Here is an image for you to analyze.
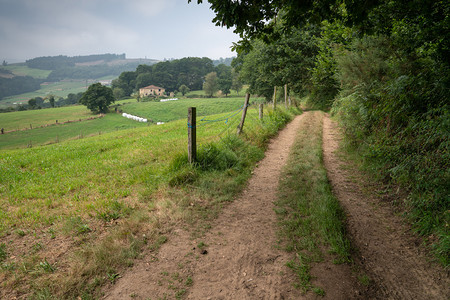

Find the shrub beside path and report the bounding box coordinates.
[322,114,449,299]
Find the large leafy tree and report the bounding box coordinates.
[79,83,114,114]
[192,0,450,263]
[216,64,232,96]
[231,68,243,95]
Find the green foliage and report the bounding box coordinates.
[203,0,449,269]
[238,24,319,101]
[0,75,43,100]
[203,72,218,97]
[239,40,275,100]
[231,68,243,95]
[216,64,232,96]
[178,84,190,96]
[308,20,354,110]
[112,57,215,95]
[48,95,55,108]
[332,33,450,265]
[79,83,115,114]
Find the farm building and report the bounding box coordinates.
[139,85,165,97]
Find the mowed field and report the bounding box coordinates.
[0,97,249,150]
[123,96,253,122]
[0,95,299,298]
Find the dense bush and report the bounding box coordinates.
[331,34,449,265]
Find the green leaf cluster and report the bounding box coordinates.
[79,83,115,114]
[198,0,449,265]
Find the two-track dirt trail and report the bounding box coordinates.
[103,111,448,299]
[323,115,449,299]
[104,113,309,300]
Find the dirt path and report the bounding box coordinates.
[323,114,449,299]
[104,114,309,300]
[103,112,448,300]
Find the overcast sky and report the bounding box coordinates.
[0,0,239,63]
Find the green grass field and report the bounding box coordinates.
[0,97,253,149]
[0,103,299,298]
[0,113,150,150]
[0,105,93,131]
[182,88,247,98]
[123,97,248,122]
[0,80,88,108]
[1,64,52,79]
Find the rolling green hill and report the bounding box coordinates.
[0,97,256,149]
[1,64,52,79]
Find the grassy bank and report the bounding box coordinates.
[275,111,351,294]
[0,105,300,299]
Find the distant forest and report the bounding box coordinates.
[25,54,126,70]
[111,57,235,96]
[0,54,234,100]
[0,54,153,100]
[0,75,42,100]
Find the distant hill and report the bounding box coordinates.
[0,54,236,102]
[0,54,160,100]
[24,54,159,82]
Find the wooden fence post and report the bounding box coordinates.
[237,93,251,135]
[188,107,196,164]
[259,103,263,120]
[284,84,288,108]
[273,86,277,109]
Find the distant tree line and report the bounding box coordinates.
[112,57,239,98]
[0,76,43,100]
[26,54,126,70]
[212,57,234,66]
[0,92,84,113]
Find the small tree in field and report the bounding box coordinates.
[179,84,190,96]
[79,83,114,114]
[203,72,218,97]
[48,95,55,108]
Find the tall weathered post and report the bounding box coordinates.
[188,107,196,164]
[259,103,264,120]
[237,93,251,135]
[284,84,288,108]
[273,86,277,109]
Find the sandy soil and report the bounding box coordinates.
[102,111,449,300]
[323,114,449,299]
